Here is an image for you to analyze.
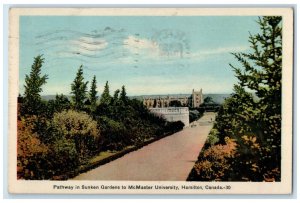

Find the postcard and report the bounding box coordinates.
[8,7,293,194]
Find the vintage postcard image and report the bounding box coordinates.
[8,8,293,194]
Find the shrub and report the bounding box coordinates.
[189,110,200,123]
[17,118,48,179]
[45,94,71,118]
[98,116,131,151]
[47,137,79,178]
[187,137,237,181]
[165,121,184,133]
[206,128,220,146]
[52,110,100,160]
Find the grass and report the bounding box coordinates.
[89,151,117,164]
[88,145,136,166]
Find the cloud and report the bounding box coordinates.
[121,35,191,65]
[68,37,108,56]
[123,35,160,56]
[122,35,249,65]
[69,37,108,50]
[189,46,249,60]
[201,46,248,55]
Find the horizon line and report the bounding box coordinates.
[38,92,233,97]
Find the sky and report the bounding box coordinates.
[19,16,260,96]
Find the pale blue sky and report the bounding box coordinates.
[19,16,260,96]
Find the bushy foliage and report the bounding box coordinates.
[206,128,220,146]
[45,94,71,118]
[17,118,48,179]
[98,116,131,150]
[18,57,186,179]
[95,94,171,150]
[47,137,79,179]
[189,109,202,123]
[165,121,185,133]
[187,137,237,181]
[52,110,100,160]
[17,115,80,179]
[95,84,184,151]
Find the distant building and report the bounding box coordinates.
[143,89,204,108]
[191,89,204,108]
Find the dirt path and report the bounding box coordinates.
[73,112,216,181]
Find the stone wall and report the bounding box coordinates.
[149,107,190,127]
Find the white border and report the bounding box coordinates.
[7,7,293,195]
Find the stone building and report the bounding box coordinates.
[191,89,204,108]
[143,89,204,108]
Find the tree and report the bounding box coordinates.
[153,99,157,108]
[22,55,48,115]
[100,81,111,105]
[169,100,182,107]
[71,65,88,110]
[119,85,128,105]
[52,110,100,160]
[229,16,282,181]
[89,75,98,112]
[46,94,70,117]
[204,96,214,104]
[189,17,282,182]
[112,89,120,105]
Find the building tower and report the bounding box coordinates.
[192,88,204,108]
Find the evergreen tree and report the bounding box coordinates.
[89,75,98,112]
[120,85,128,105]
[112,89,120,105]
[203,96,214,104]
[227,16,282,181]
[230,17,282,181]
[100,81,111,105]
[71,65,88,110]
[22,55,48,115]
[188,17,282,182]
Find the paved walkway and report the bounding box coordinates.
[73,112,216,181]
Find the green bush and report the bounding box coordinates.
[47,137,79,179]
[165,121,184,133]
[98,116,131,151]
[17,115,81,179]
[207,129,220,146]
[52,110,100,160]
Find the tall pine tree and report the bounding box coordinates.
[100,81,111,106]
[112,89,120,105]
[228,16,282,181]
[120,85,128,105]
[71,65,88,110]
[188,17,283,182]
[22,55,48,115]
[89,75,98,112]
